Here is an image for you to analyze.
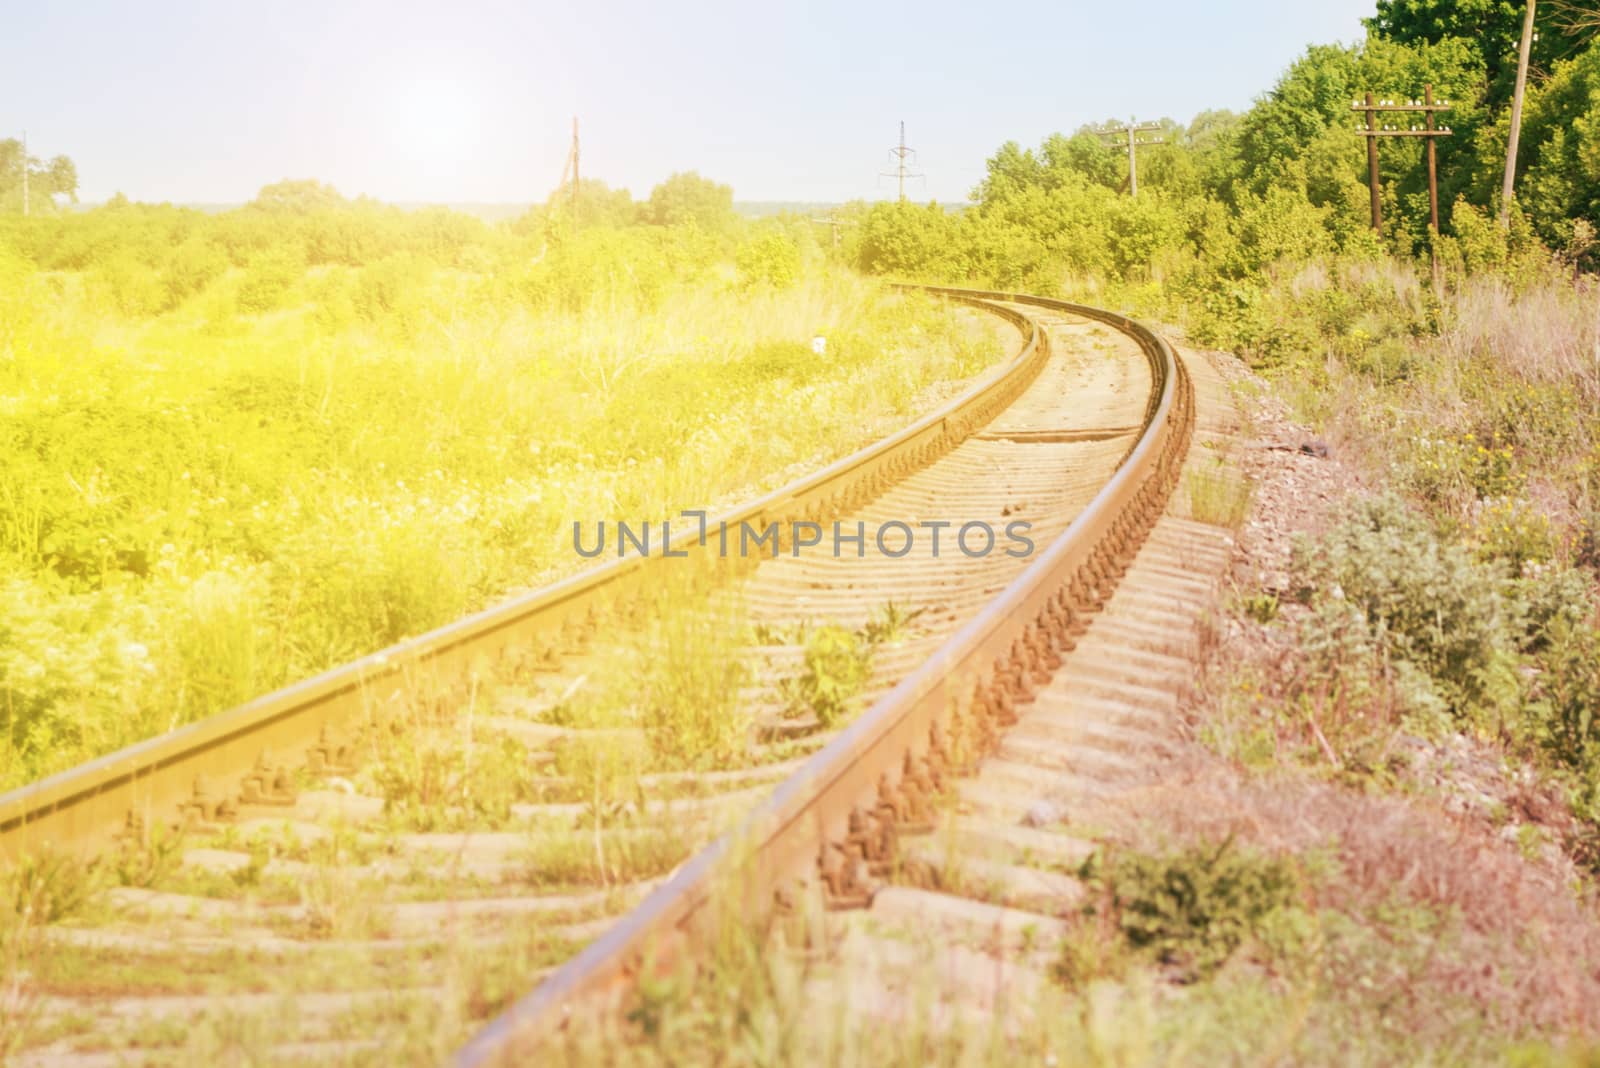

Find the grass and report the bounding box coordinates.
[1183,456,1253,528]
[0,234,1004,789]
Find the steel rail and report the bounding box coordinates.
[0,291,1047,862]
[453,290,1195,1065]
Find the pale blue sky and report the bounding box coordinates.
[4,1,1376,205]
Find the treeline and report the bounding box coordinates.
[839,8,1600,352]
[0,170,815,325]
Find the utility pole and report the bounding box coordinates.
[1093,119,1164,197]
[568,116,579,219]
[1363,94,1380,231]
[555,116,580,221]
[20,129,28,217]
[1424,85,1441,240]
[1501,0,1537,227]
[880,121,923,202]
[809,212,857,248]
[1350,89,1453,234]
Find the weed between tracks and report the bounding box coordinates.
[0,573,942,1060]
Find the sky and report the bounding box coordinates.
[3,0,1377,206]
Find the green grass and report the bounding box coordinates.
[0,236,1003,789]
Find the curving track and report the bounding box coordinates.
[3,289,1208,1066]
[452,290,1206,1065]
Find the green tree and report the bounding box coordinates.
[646,171,735,231]
[1230,36,1488,244]
[969,141,1044,203]
[1041,131,1122,191]
[1515,42,1600,258]
[539,178,641,231]
[855,200,962,278]
[1367,0,1594,103]
[0,140,79,213]
[248,179,346,214]
[1234,44,1363,199]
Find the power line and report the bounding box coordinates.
[1093,118,1164,197]
[880,120,923,202]
[1350,88,1453,234]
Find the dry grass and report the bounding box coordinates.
[1183,457,1253,528]
[1126,756,1600,1026]
[1444,274,1600,404]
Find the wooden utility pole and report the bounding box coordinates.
[1351,90,1453,233]
[1094,119,1164,197]
[809,212,856,248]
[569,116,579,218]
[555,116,580,220]
[1364,93,1380,230]
[20,129,28,217]
[880,121,923,202]
[1501,0,1537,227]
[1424,85,1441,237]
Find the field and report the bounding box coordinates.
[0,200,1003,790]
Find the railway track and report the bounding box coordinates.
[2,288,1221,1066]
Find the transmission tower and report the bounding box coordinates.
[880,121,924,201]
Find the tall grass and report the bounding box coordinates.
[0,242,1002,789]
[1443,272,1600,404]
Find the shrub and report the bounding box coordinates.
[789,625,871,727]
[89,250,165,317]
[1513,565,1596,651]
[735,231,801,290]
[1530,623,1600,869]
[352,253,428,327]
[1399,432,1521,510]
[1293,494,1515,714]
[236,245,304,313]
[1534,623,1600,778]
[1474,498,1559,568]
[163,237,228,307]
[1087,839,1303,980]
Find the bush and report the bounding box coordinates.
[1534,623,1600,777]
[89,250,165,317]
[1530,623,1600,870]
[526,228,674,312]
[735,231,801,289]
[352,253,428,326]
[1293,494,1515,714]
[236,246,304,313]
[163,237,229,307]
[1513,566,1596,651]
[1090,839,1303,980]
